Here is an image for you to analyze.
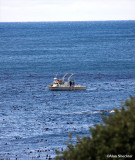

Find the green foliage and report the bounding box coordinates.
[55,97,135,160]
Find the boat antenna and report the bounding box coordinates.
[68,73,74,82]
[63,73,68,82]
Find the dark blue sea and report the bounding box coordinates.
[0,21,135,159]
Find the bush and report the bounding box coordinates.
[55,97,135,160]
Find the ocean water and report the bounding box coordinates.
[0,21,135,159]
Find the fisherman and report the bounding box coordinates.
[70,81,72,86]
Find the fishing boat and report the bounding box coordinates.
[48,73,87,91]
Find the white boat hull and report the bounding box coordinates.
[48,86,86,91]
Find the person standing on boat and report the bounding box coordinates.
[70,81,72,86]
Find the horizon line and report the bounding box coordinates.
[0,20,135,23]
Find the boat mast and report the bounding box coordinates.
[63,73,68,82]
[68,73,74,82]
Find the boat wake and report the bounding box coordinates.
[56,110,115,116]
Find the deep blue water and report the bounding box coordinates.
[0,21,135,159]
